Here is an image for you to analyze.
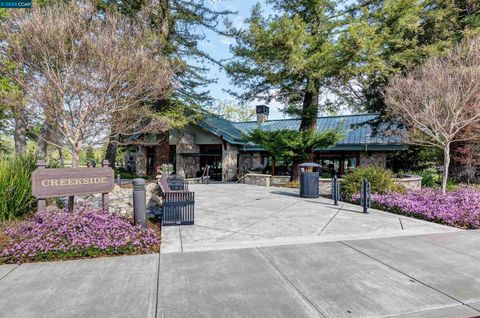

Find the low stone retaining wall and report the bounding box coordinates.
[242,173,272,187]
[271,175,291,186]
[393,174,422,191]
[240,174,291,187]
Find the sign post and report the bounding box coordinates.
[36,160,47,211]
[32,161,114,212]
[102,160,110,212]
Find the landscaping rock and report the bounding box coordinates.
[62,183,163,220]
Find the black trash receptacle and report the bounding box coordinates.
[298,162,321,198]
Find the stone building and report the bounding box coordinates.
[124,106,407,180]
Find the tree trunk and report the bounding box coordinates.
[36,127,49,160]
[105,136,118,170]
[291,160,300,182]
[299,79,320,131]
[14,109,27,156]
[441,143,451,193]
[299,79,320,174]
[58,146,64,167]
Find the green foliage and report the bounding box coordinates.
[0,153,36,221]
[96,0,234,109]
[417,169,437,188]
[226,1,344,125]
[245,128,340,165]
[83,146,96,166]
[386,146,442,172]
[342,166,403,199]
[336,0,480,112]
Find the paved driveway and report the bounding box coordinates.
[161,183,458,253]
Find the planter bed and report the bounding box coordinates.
[352,187,480,229]
[0,207,160,264]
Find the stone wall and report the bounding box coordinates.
[242,173,271,187]
[271,175,291,186]
[238,152,263,173]
[393,175,422,191]
[222,143,238,181]
[360,152,387,168]
[176,133,200,178]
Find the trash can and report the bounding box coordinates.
[299,162,321,198]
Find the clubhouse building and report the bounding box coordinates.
[124,106,407,181]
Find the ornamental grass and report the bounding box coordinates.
[0,207,159,264]
[353,187,480,229]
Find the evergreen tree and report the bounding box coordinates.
[245,128,340,180]
[334,0,480,113]
[226,1,346,132]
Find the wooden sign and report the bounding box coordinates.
[32,160,114,212]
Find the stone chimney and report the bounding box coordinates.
[256,105,269,124]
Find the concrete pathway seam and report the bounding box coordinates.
[0,265,19,282]
[316,204,344,236]
[379,304,475,318]
[399,218,404,230]
[215,200,302,242]
[178,227,184,252]
[340,241,480,313]
[154,251,161,318]
[255,248,329,318]
[415,235,480,261]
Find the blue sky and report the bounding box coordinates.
[197,0,288,119]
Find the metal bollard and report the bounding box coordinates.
[116,174,121,186]
[332,175,340,206]
[132,178,147,228]
[360,178,371,213]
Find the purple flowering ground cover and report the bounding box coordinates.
[0,207,159,264]
[354,187,480,229]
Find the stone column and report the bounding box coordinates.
[135,146,147,176]
[176,133,199,178]
[222,143,238,181]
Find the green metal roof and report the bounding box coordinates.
[198,113,407,151]
[196,114,244,144]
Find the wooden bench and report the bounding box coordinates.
[157,173,194,226]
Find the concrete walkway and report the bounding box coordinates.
[161,183,458,253]
[1,184,479,317]
[1,231,480,317]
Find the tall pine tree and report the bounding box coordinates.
[334,0,480,113]
[226,1,346,132]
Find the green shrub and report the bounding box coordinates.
[417,169,437,188]
[0,153,36,221]
[342,166,403,199]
